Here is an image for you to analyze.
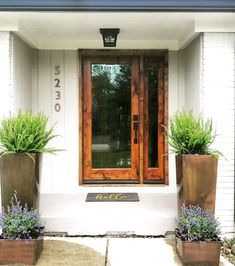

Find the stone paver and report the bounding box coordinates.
[16,237,107,266]
[44,236,107,257]
[107,238,233,266]
[107,238,181,266]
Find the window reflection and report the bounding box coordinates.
[148,68,159,167]
[92,64,131,168]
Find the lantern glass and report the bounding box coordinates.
[100,28,120,47]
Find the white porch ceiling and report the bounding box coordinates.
[0,12,235,50]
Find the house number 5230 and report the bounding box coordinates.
[54,65,61,112]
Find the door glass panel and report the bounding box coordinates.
[148,67,159,167]
[92,64,131,168]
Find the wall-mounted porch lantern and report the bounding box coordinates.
[100,28,120,47]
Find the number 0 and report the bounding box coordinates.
[55,103,61,112]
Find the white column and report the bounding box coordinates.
[0,32,13,117]
[201,33,235,233]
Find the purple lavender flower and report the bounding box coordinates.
[0,194,44,240]
[176,205,221,242]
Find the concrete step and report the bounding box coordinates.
[39,192,178,235]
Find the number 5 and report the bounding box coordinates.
[55,65,60,75]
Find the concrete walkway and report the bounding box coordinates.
[29,236,233,266]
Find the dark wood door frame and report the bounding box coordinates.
[79,50,168,186]
[83,56,139,182]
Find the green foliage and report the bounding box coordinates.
[164,110,221,157]
[0,111,59,155]
[176,205,221,242]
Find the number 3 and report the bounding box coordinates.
[55,91,61,100]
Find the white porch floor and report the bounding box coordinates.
[39,192,178,235]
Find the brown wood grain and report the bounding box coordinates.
[143,58,166,182]
[91,169,134,180]
[80,49,167,57]
[0,153,40,210]
[81,52,168,184]
[139,55,144,184]
[163,60,169,185]
[143,58,148,181]
[178,154,218,212]
[83,59,92,180]
[131,56,140,179]
[176,238,221,265]
[0,237,43,265]
[157,63,164,180]
[78,52,83,185]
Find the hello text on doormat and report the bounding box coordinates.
[86,193,139,202]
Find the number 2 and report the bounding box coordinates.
[55,79,61,87]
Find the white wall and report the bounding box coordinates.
[0,32,36,114]
[10,37,80,193]
[12,34,36,111]
[178,34,235,233]
[36,50,79,193]
[168,51,180,193]
[178,35,202,113]
[0,32,13,117]
[201,33,235,233]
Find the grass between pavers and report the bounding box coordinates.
[221,237,235,265]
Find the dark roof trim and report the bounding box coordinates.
[0,0,235,12]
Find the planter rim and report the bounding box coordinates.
[176,237,221,243]
[0,235,43,241]
[0,152,40,155]
[176,154,217,157]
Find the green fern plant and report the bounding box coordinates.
[0,111,59,156]
[163,110,221,157]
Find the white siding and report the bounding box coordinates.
[202,33,235,233]
[0,32,13,117]
[10,38,80,193]
[168,51,180,192]
[178,35,202,114]
[179,33,235,233]
[12,34,36,111]
[37,50,79,193]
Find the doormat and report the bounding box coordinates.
[86,193,139,202]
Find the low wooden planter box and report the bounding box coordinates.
[0,236,43,265]
[176,237,222,265]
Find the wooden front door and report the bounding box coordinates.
[82,54,167,184]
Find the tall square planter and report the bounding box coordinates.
[0,236,43,265]
[176,237,221,265]
[0,153,40,209]
[176,154,218,212]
